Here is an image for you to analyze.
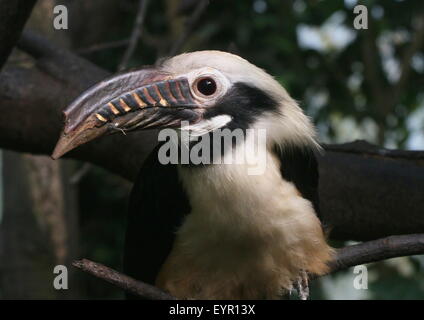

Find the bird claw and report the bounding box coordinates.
[294,271,310,300]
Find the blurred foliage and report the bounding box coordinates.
[69,0,424,299]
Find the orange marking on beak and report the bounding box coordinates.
[159,98,168,107]
[95,113,108,122]
[119,99,131,112]
[153,85,169,107]
[132,92,147,107]
[108,102,120,115]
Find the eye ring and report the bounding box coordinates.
[194,77,217,97]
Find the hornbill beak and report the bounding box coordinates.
[52,68,200,159]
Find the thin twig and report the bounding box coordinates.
[77,31,168,55]
[77,39,130,55]
[168,0,209,56]
[72,259,176,300]
[79,0,209,61]
[118,0,150,71]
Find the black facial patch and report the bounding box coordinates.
[203,82,279,132]
[182,83,280,167]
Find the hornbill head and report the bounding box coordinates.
[52,51,318,159]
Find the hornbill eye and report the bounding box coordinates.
[195,77,217,96]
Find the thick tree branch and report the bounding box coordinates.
[327,233,424,275]
[73,233,424,299]
[17,30,109,90]
[318,143,424,241]
[0,0,37,71]
[324,140,424,162]
[1,31,423,242]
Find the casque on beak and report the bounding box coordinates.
[52,68,200,159]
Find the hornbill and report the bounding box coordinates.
[52,51,333,299]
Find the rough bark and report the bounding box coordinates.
[0,31,423,242]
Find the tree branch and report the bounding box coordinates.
[77,39,130,55]
[73,233,424,299]
[17,30,109,89]
[168,0,209,56]
[0,0,37,71]
[324,140,424,162]
[327,233,424,275]
[72,259,176,300]
[117,0,150,71]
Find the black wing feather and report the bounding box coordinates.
[123,144,190,293]
[274,144,321,217]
